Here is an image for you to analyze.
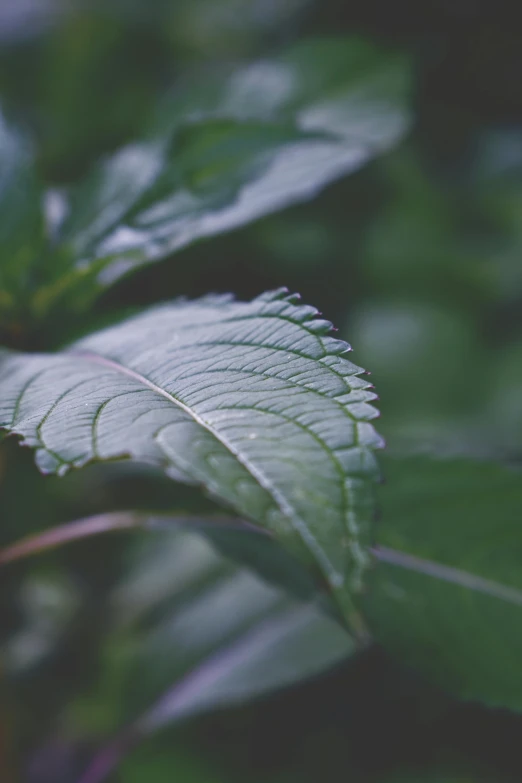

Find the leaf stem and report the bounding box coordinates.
[0,513,140,565]
[0,513,263,566]
[371,545,522,606]
[76,730,140,783]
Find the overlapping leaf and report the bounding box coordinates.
[0,289,382,616]
[363,454,522,711]
[60,38,409,279]
[72,521,353,783]
[22,37,410,315]
[111,525,353,726]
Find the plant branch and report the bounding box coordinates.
[371,545,522,606]
[0,512,264,566]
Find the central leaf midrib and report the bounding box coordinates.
[73,349,343,588]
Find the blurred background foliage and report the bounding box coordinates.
[1,0,522,781]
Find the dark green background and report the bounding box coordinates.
[1,1,521,781]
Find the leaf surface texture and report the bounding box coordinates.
[0,290,382,613]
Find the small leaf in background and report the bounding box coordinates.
[0,290,382,617]
[73,525,353,782]
[0,37,410,327]
[363,454,522,712]
[117,528,353,723]
[48,37,410,304]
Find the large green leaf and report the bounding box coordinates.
[362,454,522,711]
[50,37,410,299]
[74,522,353,782]
[0,289,382,617]
[0,111,45,324]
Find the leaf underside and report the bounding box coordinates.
[0,289,383,617]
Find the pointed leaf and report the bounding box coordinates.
[0,290,382,616]
[362,454,522,711]
[54,38,410,297]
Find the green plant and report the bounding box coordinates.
[1,24,521,783]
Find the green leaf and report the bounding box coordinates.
[362,454,522,711]
[0,111,45,324]
[119,745,225,783]
[52,37,410,300]
[120,527,353,724]
[0,290,382,617]
[75,523,353,782]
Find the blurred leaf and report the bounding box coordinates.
[476,183,522,303]
[128,533,353,725]
[154,0,311,59]
[75,526,353,782]
[349,301,480,426]
[0,289,382,618]
[119,744,225,783]
[0,111,45,328]
[0,0,64,44]
[38,9,163,179]
[474,128,522,183]
[362,454,522,711]
[3,571,80,675]
[38,37,410,311]
[488,341,522,451]
[360,152,490,307]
